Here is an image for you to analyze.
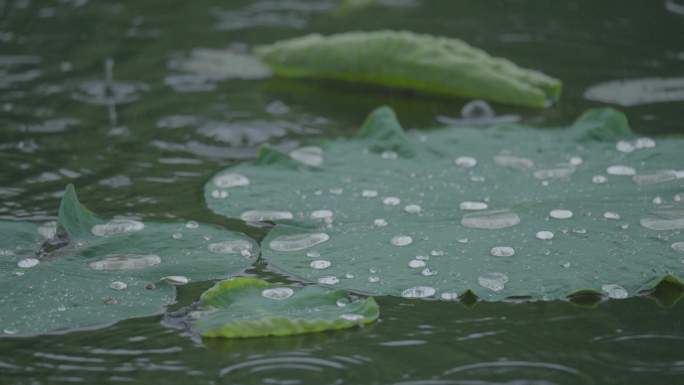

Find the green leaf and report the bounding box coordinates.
[254,30,562,108]
[205,106,684,302]
[357,106,415,157]
[0,186,258,336]
[189,277,379,338]
[572,108,631,142]
[57,183,103,238]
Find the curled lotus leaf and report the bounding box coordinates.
[205,106,684,302]
[189,277,379,338]
[0,185,257,336]
[254,30,562,108]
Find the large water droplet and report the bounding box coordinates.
[592,175,608,184]
[478,272,509,292]
[89,254,161,271]
[262,287,294,300]
[362,189,378,198]
[340,313,364,321]
[310,260,331,269]
[640,209,684,230]
[535,231,554,240]
[270,233,330,251]
[534,166,575,180]
[92,219,144,237]
[208,239,253,254]
[318,276,339,285]
[459,201,488,211]
[185,220,199,229]
[494,155,534,169]
[490,246,515,257]
[17,258,39,268]
[373,218,388,227]
[671,242,684,253]
[240,210,293,222]
[37,221,57,239]
[391,235,413,247]
[401,286,436,298]
[602,284,628,299]
[440,292,459,301]
[383,197,401,206]
[404,204,421,214]
[289,146,323,167]
[462,210,520,229]
[408,259,426,268]
[550,209,573,219]
[606,165,636,176]
[311,209,334,220]
[110,281,127,291]
[603,212,621,220]
[454,156,477,168]
[213,173,249,188]
[632,170,680,185]
[160,275,189,285]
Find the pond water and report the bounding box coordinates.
[1,0,683,384]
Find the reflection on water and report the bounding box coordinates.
[1,0,684,384]
[2,297,684,384]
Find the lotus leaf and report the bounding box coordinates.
[205,106,684,301]
[254,30,562,108]
[0,185,257,336]
[190,277,379,338]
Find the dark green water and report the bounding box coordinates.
[1,0,684,384]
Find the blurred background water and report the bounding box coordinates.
[1,0,683,384]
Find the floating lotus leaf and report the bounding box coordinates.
[189,277,379,338]
[205,106,684,301]
[0,185,257,336]
[254,30,562,108]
